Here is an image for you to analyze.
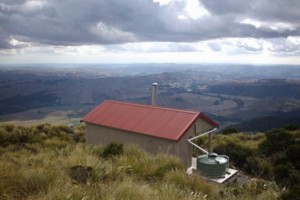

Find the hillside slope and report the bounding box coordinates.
[0,124,285,199]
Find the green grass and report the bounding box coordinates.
[212,132,266,150]
[0,124,280,200]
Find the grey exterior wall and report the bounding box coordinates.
[85,117,215,167]
[175,118,214,166]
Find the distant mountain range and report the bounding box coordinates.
[0,64,300,131]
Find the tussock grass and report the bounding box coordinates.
[0,124,280,200]
[105,177,156,200]
[164,170,215,196]
[213,132,266,150]
[115,145,184,181]
[219,180,279,200]
[0,162,58,199]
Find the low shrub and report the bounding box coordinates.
[222,127,239,135]
[284,124,299,131]
[281,184,300,200]
[102,142,124,158]
[0,126,39,146]
[73,132,86,143]
[273,163,300,188]
[286,143,300,169]
[0,124,79,146]
[214,141,254,168]
[56,125,73,134]
[259,129,295,155]
[68,165,93,184]
[3,124,15,132]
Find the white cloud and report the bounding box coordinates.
[1,37,300,64]
[0,0,49,13]
[240,18,297,32]
[266,37,300,55]
[177,0,210,20]
[9,38,25,47]
[287,36,300,45]
[22,0,49,12]
[110,42,196,52]
[89,22,136,43]
[153,0,174,6]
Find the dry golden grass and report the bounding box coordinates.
[0,124,280,200]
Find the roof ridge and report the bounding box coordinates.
[105,100,200,114]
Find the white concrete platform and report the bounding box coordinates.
[208,168,238,184]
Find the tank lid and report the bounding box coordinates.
[215,156,227,164]
[198,154,228,165]
[208,153,218,157]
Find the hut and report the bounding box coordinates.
[82,100,219,167]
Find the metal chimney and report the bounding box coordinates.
[151,82,158,106]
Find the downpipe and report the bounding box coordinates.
[187,128,218,154]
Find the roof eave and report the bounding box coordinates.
[85,121,179,141]
[175,112,219,141]
[199,112,220,128]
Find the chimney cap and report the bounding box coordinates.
[152,82,158,86]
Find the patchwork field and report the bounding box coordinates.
[1,64,300,131]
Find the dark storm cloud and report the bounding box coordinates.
[0,0,299,49]
[0,30,11,48]
[201,0,300,23]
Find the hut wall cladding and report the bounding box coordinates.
[85,117,215,167]
[86,123,177,154]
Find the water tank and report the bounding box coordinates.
[197,153,229,178]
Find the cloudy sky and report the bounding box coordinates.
[0,0,300,64]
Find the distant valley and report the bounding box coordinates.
[1,64,300,131]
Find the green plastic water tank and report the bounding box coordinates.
[197,153,229,178]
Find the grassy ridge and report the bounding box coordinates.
[0,124,280,199]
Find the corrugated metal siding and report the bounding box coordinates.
[82,100,218,141]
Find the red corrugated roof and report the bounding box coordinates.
[82,100,219,141]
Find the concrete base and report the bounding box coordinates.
[187,157,238,184]
[208,168,238,184]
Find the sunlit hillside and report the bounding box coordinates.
[2,124,299,199]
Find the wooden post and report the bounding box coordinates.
[208,132,212,153]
